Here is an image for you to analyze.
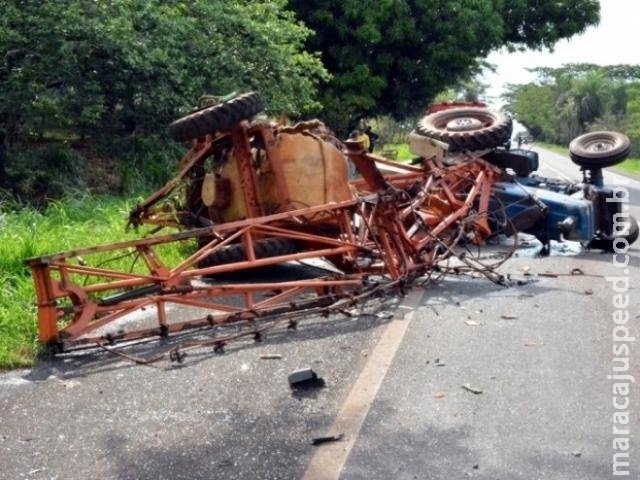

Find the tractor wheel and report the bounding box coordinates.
[198,238,301,270]
[416,107,513,152]
[569,131,631,169]
[588,215,639,252]
[169,92,264,142]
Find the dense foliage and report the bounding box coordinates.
[288,0,600,131]
[0,0,601,202]
[0,0,327,197]
[503,64,640,154]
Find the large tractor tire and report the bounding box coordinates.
[569,131,631,169]
[416,107,512,152]
[198,238,301,270]
[169,92,264,142]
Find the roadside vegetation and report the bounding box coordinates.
[0,196,138,367]
[504,64,640,161]
[0,194,192,368]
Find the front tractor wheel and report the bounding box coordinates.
[569,131,631,169]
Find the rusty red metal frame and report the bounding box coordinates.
[27,128,502,354]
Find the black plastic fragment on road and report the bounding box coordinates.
[311,433,344,446]
[288,368,326,390]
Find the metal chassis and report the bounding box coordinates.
[27,143,502,353]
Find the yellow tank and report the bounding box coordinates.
[213,129,353,223]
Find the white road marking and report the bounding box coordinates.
[302,288,424,480]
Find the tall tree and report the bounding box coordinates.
[0,0,328,188]
[504,83,558,141]
[288,0,600,132]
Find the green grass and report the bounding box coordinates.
[376,143,416,163]
[0,194,170,369]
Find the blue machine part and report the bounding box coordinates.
[492,180,595,242]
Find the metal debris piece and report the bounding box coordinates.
[461,383,483,394]
[260,353,283,360]
[433,392,446,399]
[464,320,481,326]
[538,272,559,278]
[501,314,518,320]
[539,269,603,278]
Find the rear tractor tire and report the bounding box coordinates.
[198,238,301,270]
[416,107,513,152]
[169,92,264,142]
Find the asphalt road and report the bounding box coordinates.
[1,148,638,479]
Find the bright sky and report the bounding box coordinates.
[483,0,640,107]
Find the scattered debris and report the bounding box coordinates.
[260,353,283,360]
[538,268,603,278]
[433,392,446,399]
[584,289,593,295]
[524,341,538,347]
[500,314,518,320]
[288,368,325,389]
[311,433,344,446]
[464,320,481,326]
[461,384,483,395]
[572,451,582,458]
[433,358,446,367]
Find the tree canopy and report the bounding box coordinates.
[0,0,327,187]
[0,0,328,193]
[0,0,603,200]
[288,0,600,131]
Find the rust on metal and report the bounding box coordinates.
[27,105,510,358]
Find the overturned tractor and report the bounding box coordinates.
[27,92,636,358]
